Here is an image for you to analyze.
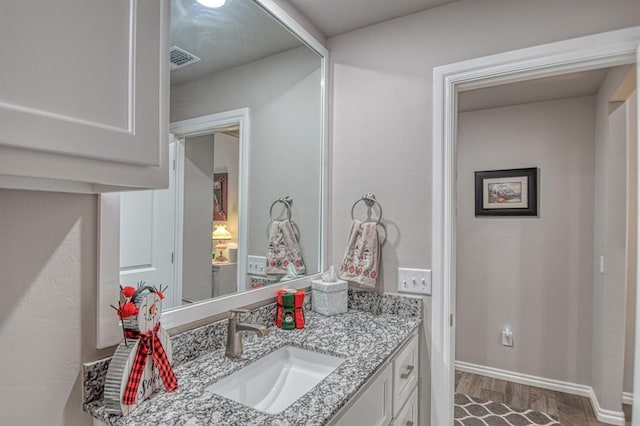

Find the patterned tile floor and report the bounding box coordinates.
[455,371,632,426]
[455,393,560,425]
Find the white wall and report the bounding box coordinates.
[328,1,640,421]
[171,46,322,277]
[0,189,108,425]
[592,66,634,410]
[183,134,215,301]
[455,96,596,386]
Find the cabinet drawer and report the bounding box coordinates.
[393,387,418,426]
[393,334,418,416]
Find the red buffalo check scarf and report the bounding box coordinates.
[123,323,178,405]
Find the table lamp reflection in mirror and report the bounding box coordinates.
[212,224,232,263]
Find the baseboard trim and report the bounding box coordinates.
[455,361,626,426]
[622,391,633,405]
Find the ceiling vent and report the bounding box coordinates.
[170,46,201,70]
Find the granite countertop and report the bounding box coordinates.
[84,291,422,426]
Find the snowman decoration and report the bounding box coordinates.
[104,285,178,416]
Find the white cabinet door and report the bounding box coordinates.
[0,0,169,192]
[333,364,393,426]
[392,387,418,426]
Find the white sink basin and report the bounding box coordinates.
[205,346,345,414]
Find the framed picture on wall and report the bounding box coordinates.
[213,172,228,221]
[474,168,538,216]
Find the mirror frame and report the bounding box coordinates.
[97,0,329,349]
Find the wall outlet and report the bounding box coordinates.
[247,255,267,276]
[501,329,513,347]
[397,268,432,295]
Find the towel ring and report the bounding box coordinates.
[350,193,383,225]
[269,196,293,221]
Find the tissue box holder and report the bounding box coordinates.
[312,279,348,316]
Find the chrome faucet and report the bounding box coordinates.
[225,308,268,358]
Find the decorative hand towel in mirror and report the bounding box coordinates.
[267,219,305,276]
[339,220,380,288]
[104,285,177,416]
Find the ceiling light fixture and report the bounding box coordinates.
[197,0,226,8]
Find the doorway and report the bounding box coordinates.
[453,67,636,425]
[119,108,250,310]
[430,27,640,426]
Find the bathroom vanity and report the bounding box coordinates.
[84,291,422,425]
[329,330,419,426]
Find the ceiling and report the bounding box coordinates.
[458,68,610,113]
[170,0,303,86]
[169,0,461,86]
[288,0,459,37]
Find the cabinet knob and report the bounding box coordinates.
[400,365,414,379]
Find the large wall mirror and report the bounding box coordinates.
[98,0,327,348]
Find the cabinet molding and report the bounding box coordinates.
[0,0,170,192]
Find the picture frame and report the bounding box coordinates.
[474,168,538,216]
[213,172,228,221]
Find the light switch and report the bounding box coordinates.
[397,268,431,295]
[247,255,267,276]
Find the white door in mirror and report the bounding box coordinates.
[120,143,178,308]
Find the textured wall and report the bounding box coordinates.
[455,96,596,386]
[0,189,109,425]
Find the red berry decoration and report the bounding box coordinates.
[117,302,139,318]
[121,286,136,298]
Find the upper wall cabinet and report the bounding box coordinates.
[0,0,170,193]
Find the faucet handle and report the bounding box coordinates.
[229,308,249,319]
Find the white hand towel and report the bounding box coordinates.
[339,219,380,288]
[266,219,306,275]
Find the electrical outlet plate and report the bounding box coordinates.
[501,329,513,347]
[247,255,267,276]
[397,268,432,295]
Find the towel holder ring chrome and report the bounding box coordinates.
[350,193,383,225]
[269,196,293,221]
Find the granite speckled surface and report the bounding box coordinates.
[83,291,422,425]
[347,288,423,318]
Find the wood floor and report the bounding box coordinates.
[455,371,632,426]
